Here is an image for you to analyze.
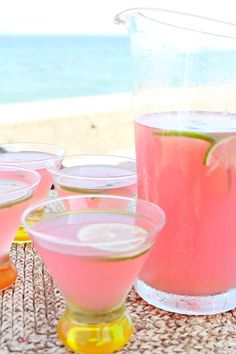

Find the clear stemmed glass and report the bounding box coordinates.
[22,194,165,354]
[0,165,40,290]
[0,142,64,243]
[50,154,137,209]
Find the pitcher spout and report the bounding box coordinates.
[114,7,236,38]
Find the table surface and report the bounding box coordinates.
[1,194,236,354]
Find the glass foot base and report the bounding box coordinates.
[14,208,46,243]
[0,256,17,291]
[57,306,133,354]
[14,225,32,243]
[135,279,236,315]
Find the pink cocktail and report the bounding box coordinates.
[0,142,64,243]
[135,111,236,315]
[50,155,136,209]
[0,166,40,290]
[22,194,165,354]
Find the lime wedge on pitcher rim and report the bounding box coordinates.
[204,135,236,167]
[76,222,148,253]
[153,130,215,144]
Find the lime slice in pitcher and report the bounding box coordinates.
[152,129,215,169]
[153,130,215,144]
[204,135,236,168]
[152,129,230,196]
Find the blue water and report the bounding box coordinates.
[2,35,236,105]
[0,35,132,104]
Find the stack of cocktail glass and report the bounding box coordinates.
[0,141,165,353]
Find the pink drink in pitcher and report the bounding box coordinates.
[115,6,236,315]
[135,112,236,314]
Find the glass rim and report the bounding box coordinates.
[21,194,166,254]
[114,7,236,40]
[0,164,41,197]
[0,142,65,165]
[49,154,137,181]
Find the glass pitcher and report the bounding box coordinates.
[115,8,236,315]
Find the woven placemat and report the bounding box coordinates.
[1,244,236,354]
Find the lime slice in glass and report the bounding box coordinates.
[76,223,147,252]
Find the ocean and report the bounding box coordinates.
[2,35,236,106]
[0,35,132,104]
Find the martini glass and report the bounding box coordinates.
[0,142,64,243]
[49,154,136,209]
[22,194,165,354]
[0,165,40,290]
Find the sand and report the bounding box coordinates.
[0,110,134,154]
[1,85,234,155]
[0,94,135,154]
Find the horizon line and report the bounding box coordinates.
[0,32,127,37]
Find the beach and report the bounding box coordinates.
[0,93,135,155]
[1,84,236,156]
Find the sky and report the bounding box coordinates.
[0,0,235,35]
